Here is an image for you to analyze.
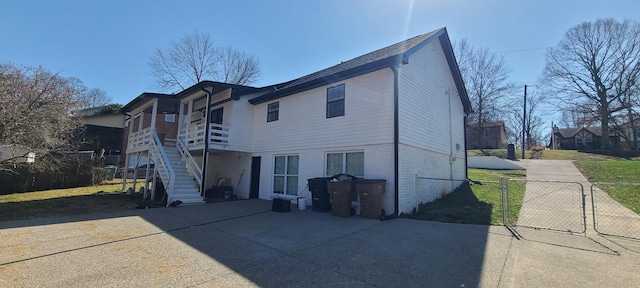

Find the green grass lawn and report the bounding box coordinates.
[467,149,620,161]
[0,182,143,222]
[401,169,526,226]
[574,160,640,214]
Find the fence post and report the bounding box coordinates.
[500,177,505,226]
[415,174,419,213]
[590,184,598,233]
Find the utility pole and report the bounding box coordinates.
[522,85,527,159]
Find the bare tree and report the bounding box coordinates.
[82,87,110,109]
[608,83,640,150]
[65,77,111,110]
[504,90,547,148]
[455,39,517,149]
[219,46,262,85]
[0,63,84,173]
[543,18,640,149]
[149,30,261,92]
[558,104,599,128]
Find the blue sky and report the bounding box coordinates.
[1,0,639,106]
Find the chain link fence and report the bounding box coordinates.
[411,176,640,239]
[590,183,640,240]
[414,177,466,209]
[414,177,499,225]
[506,179,586,233]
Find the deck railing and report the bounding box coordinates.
[149,129,175,206]
[128,127,152,151]
[176,135,202,189]
[178,123,230,148]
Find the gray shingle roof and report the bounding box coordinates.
[249,27,473,112]
[277,29,441,91]
[555,126,607,138]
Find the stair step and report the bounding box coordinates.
[150,145,203,206]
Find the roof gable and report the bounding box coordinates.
[121,93,174,113]
[556,126,609,138]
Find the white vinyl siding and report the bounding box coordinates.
[252,69,394,153]
[396,37,468,213]
[227,91,260,152]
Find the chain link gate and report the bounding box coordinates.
[413,176,640,239]
[590,183,640,240]
[504,179,586,234]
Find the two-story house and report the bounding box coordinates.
[120,27,471,215]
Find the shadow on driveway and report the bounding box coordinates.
[0,199,502,287]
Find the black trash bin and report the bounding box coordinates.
[507,144,516,160]
[308,177,332,212]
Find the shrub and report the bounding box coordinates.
[529,145,545,151]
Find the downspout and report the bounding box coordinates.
[200,86,213,197]
[464,115,469,180]
[381,64,400,221]
[449,89,454,182]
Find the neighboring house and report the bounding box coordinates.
[75,105,126,165]
[0,144,35,164]
[466,121,506,149]
[550,126,620,150]
[120,27,472,215]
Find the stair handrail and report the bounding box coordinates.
[150,129,175,205]
[176,135,202,189]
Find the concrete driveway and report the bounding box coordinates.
[1,199,639,287]
[515,160,640,238]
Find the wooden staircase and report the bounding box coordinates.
[159,146,203,204]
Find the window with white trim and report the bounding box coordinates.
[326,152,364,177]
[273,155,299,195]
[326,84,345,118]
[165,114,175,123]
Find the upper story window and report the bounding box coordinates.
[165,114,176,123]
[267,102,279,122]
[326,84,345,118]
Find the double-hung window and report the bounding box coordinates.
[326,152,364,177]
[326,84,345,118]
[267,102,279,122]
[273,155,299,195]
